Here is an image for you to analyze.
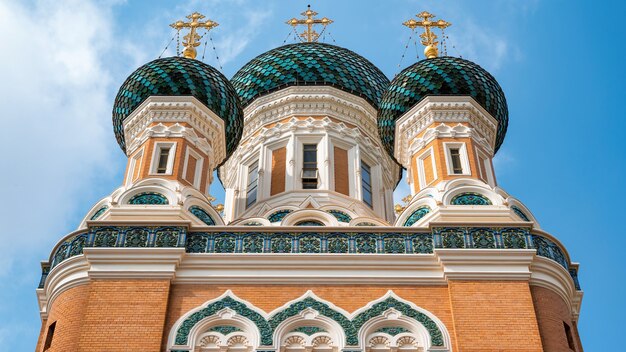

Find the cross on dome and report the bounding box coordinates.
[286,5,333,43]
[170,12,219,59]
[403,11,451,59]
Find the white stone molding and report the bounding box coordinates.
[242,86,379,142]
[122,96,226,164]
[281,209,340,227]
[39,250,582,323]
[529,256,583,321]
[436,249,535,280]
[393,96,499,167]
[36,255,90,320]
[241,191,384,226]
[84,247,185,279]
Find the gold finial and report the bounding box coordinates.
[403,11,451,59]
[394,195,414,214]
[170,12,219,59]
[286,4,333,43]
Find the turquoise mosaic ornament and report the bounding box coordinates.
[112,56,244,159]
[450,193,492,206]
[403,207,431,227]
[189,206,216,226]
[511,206,530,221]
[327,210,352,223]
[128,192,169,205]
[378,56,508,157]
[232,43,390,109]
[268,209,293,223]
[89,206,108,220]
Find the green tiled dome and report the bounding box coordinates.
[378,56,508,157]
[112,56,243,158]
[231,42,390,108]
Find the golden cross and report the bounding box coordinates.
[403,11,451,59]
[286,5,333,43]
[170,12,219,59]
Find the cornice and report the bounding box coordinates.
[122,96,226,162]
[394,96,499,166]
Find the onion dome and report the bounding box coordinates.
[378,56,508,157]
[231,42,390,109]
[112,56,244,157]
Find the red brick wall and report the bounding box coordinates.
[38,284,89,352]
[448,281,544,352]
[531,286,583,352]
[76,279,171,352]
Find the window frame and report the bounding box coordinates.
[246,160,260,208]
[361,160,373,208]
[301,143,319,189]
[443,142,471,176]
[182,146,204,189]
[149,142,177,176]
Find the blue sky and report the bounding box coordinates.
[0,0,624,350]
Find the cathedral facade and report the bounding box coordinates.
[35,9,583,352]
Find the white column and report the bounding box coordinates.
[285,133,296,191]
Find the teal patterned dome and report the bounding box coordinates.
[112,56,243,158]
[378,56,508,157]
[231,43,390,108]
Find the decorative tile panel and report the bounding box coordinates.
[89,206,108,221]
[403,207,430,227]
[189,206,216,226]
[128,192,169,205]
[450,193,492,206]
[327,210,352,223]
[268,210,293,223]
[511,206,530,221]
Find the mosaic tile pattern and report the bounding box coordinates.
[43,227,580,291]
[231,43,390,109]
[511,205,530,221]
[128,192,169,205]
[189,206,216,226]
[267,209,293,223]
[112,56,244,159]
[89,206,108,221]
[403,207,431,227]
[450,192,492,206]
[378,56,508,157]
[327,210,352,223]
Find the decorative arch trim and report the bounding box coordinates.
[189,206,216,225]
[169,290,449,351]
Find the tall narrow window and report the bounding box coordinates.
[449,147,463,174]
[246,161,259,208]
[43,321,56,351]
[361,161,373,208]
[156,146,171,174]
[564,322,576,350]
[302,144,318,189]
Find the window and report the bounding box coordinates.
[43,321,56,351]
[444,142,470,175]
[156,146,171,173]
[361,161,373,208]
[564,322,576,350]
[246,161,259,208]
[150,142,176,175]
[449,148,463,174]
[302,144,318,189]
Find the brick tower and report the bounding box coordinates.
[36,8,583,352]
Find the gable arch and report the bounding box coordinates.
[268,291,353,348]
[168,291,271,351]
[352,292,451,351]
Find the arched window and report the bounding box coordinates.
[295,220,325,226]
